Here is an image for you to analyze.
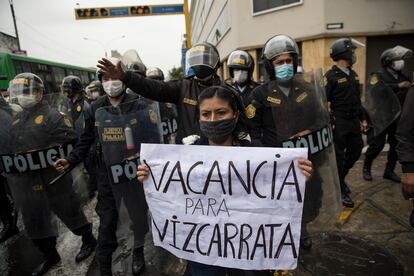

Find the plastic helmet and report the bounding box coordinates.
[185,42,220,79]
[9,73,44,108]
[380,45,413,67]
[146,67,165,80]
[262,34,299,79]
[61,75,83,93]
[227,50,255,78]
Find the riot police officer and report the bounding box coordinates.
[227,50,259,106]
[363,46,412,182]
[146,67,179,143]
[325,38,368,208]
[97,42,223,143]
[60,75,90,133]
[85,80,105,102]
[54,59,151,275]
[5,73,96,276]
[0,95,19,244]
[248,34,342,250]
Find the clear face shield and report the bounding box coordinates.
[9,78,43,108]
[263,35,299,61]
[186,45,219,79]
[350,39,365,65]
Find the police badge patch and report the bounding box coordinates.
[370,75,378,86]
[246,104,256,119]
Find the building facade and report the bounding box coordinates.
[189,0,414,87]
[0,32,18,54]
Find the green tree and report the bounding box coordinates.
[168,66,184,80]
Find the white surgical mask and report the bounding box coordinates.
[17,95,37,108]
[103,80,124,97]
[392,60,404,71]
[233,70,248,84]
[91,92,100,99]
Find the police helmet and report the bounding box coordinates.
[186,42,220,79]
[61,75,83,93]
[128,61,147,77]
[329,38,357,64]
[262,34,299,79]
[86,80,104,94]
[146,67,165,80]
[9,73,45,99]
[227,50,255,77]
[380,45,413,67]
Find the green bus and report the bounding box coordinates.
[0,52,96,94]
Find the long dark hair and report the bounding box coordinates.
[197,85,250,141]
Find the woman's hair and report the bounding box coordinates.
[197,85,250,140]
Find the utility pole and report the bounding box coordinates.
[9,0,21,50]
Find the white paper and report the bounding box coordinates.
[141,143,307,270]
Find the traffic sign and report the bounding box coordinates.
[74,4,184,20]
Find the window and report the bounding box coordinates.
[80,71,89,85]
[52,66,66,87]
[206,2,230,46]
[252,0,302,15]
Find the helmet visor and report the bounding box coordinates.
[263,35,298,60]
[228,51,251,69]
[9,78,43,99]
[186,44,219,70]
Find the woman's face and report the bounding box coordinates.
[199,96,237,122]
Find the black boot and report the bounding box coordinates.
[0,216,19,243]
[132,247,145,275]
[363,158,373,181]
[75,231,97,263]
[383,163,401,183]
[341,193,354,208]
[32,248,61,276]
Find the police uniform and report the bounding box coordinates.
[7,101,93,261]
[122,71,222,143]
[325,65,365,194]
[364,68,411,179]
[67,92,149,274]
[232,80,260,107]
[249,76,327,241]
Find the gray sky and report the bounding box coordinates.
[0,0,186,76]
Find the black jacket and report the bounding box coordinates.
[67,93,139,165]
[248,76,326,147]
[396,87,414,173]
[122,71,222,144]
[377,67,411,105]
[232,80,260,107]
[324,65,365,120]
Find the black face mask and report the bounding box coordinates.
[193,65,215,80]
[199,118,237,144]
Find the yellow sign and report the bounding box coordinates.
[183,97,197,106]
[296,92,308,103]
[246,104,256,119]
[11,78,29,85]
[102,127,125,142]
[267,96,281,105]
[34,115,44,125]
[232,57,246,65]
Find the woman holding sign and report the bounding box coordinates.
[137,85,312,276]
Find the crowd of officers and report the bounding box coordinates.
[0,34,413,276]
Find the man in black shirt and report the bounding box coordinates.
[325,38,368,208]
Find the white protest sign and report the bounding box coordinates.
[141,143,307,270]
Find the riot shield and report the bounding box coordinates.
[0,96,90,240]
[272,68,342,232]
[159,102,178,144]
[363,74,401,136]
[95,99,161,272]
